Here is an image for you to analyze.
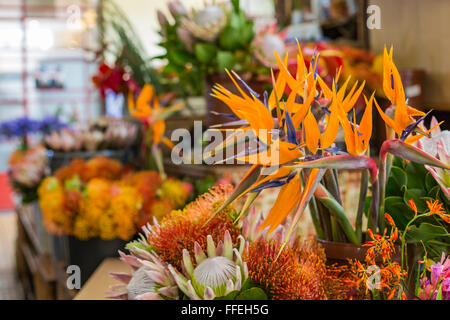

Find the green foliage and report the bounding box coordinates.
[214,279,268,300]
[383,156,450,259]
[158,0,262,98]
[101,0,164,93]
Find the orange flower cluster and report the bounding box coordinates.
[244,239,328,300]
[350,214,407,300]
[38,156,192,240]
[147,185,240,271]
[54,156,128,183]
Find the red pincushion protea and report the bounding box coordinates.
[146,185,240,271]
[243,238,328,300]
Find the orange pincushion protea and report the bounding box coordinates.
[147,185,240,271]
[244,239,327,300]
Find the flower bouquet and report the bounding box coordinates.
[1,116,65,203]
[107,185,363,300]
[38,156,192,240]
[38,156,192,286]
[193,41,449,297]
[44,117,138,153]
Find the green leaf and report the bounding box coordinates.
[168,50,193,66]
[219,26,239,50]
[406,223,449,243]
[404,188,427,212]
[392,156,405,169]
[436,285,443,300]
[405,162,428,189]
[425,171,438,192]
[384,196,414,230]
[238,22,254,46]
[214,291,239,300]
[236,287,268,300]
[386,166,407,197]
[194,43,217,64]
[428,185,441,198]
[216,51,235,72]
[240,278,256,291]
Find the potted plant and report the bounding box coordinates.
[157,0,287,126]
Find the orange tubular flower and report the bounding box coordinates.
[425,199,449,222]
[407,198,418,217]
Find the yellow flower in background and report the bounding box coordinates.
[159,178,191,208]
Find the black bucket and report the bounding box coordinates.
[52,235,127,287]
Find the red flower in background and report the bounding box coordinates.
[92,62,139,98]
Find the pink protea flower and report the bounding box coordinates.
[182,2,228,42]
[106,228,179,300]
[415,116,450,200]
[253,23,287,68]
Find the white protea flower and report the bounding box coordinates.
[181,2,228,42]
[253,23,286,67]
[168,230,248,300]
[106,232,179,300]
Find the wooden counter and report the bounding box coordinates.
[73,258,129,300]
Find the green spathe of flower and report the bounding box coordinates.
[168,230,248,300]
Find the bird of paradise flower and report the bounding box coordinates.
[206,42,449,255]
[128,84,184,179]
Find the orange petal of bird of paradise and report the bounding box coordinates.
[291,76,317,128]
[304,110,321,154]
[128,85,157,119]
[269,54,289,108]
[211,78,274,144]
[137,84,156,117]
[338,92,374,156]
[152,119,165,145]
[237,140,302,166]
[379,47,426,136]
[128,90,151,119]
[321,105,341,149]
[274,51,301,95]
[258,172,302,233]
[236,166,294,200]
[382,47,395,103]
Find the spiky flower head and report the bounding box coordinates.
[146,185,240,270]
[182,2,228,42]
[107,234,179,300]
[244,238,327,300]
[168,230,248,300]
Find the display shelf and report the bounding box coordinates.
[16,204,56,300]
